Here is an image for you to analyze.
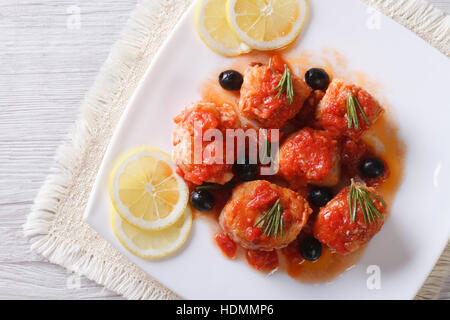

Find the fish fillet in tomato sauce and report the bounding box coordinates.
[278,127,341,188]
[173,102,240,185]
[317,79,383,139]
[219,180,312,251]
[238,55,311,129]
[313,183,387,254]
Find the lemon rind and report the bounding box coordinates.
[226,0,309,51]
[111,206,193,259]
[195,0,251,57]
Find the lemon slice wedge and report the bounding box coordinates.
[195,0,251,56]
[226,0,309,50]
[111,206,192,259]
[109,147,188,230]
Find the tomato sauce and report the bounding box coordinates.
[278,128,339,187]
[180,163,232,187]
[281,238,365,283]
[201,79,239,110]
[246,249,279,272]
[291,90,325,129]
[249,65,286,119]
[313,185,386,254]
[191,50,404,283]
[362,116,405,205]
[247,182,279,210]
[176,107,219,134]
[318,80,382,140]
[215,232,237,259]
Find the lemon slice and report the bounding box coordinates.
[109,147,188,230]
[111,206,192,259]
[226,0,309,50]
[195,0,251,56]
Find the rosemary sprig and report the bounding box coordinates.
[274,64,294,104]
[346,91,370,130]
[253,199,284,238]
[265,140,272,159]
[348,179,387,224]
[196,183,213,191]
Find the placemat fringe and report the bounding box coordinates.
[362,0,450,56]
[26,232,176,299]
[24,0,188,300]
[416,242,450,300]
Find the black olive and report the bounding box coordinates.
[308,187,333,207]
[219,70,243,91]
[300,237,322,261]
[305,68,330,90]
[360,157,385,179]
[190,189,215,212]
[233,163,258,182]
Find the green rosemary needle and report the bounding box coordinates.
[274,64,294,104]
[346,91,370,130]
[348,179,387,224]
[253,199,284,238]
[265,140,272,159]
[195,183,213,191]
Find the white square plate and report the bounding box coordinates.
[84,0,450,299]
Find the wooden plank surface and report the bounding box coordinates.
[0,0,449,300]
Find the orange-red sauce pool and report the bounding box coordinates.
[191,50,405,284]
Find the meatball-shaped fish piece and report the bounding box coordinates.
[313,183,387,254]
[238,56,312,129]
[278,128,340,188]
[173,102,240,185]
[316,79,383,139]
[219,180,312,251]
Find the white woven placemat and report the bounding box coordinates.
[24,0,450,300]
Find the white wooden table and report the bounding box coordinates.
[0,0,449,300]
